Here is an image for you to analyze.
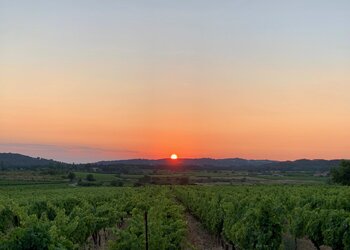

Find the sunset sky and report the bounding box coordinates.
[1,1,350,163]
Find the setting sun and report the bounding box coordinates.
[170,154,178,160]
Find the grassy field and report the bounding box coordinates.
[0,170,68,186]
[0,169,329,187]
[74,171,118,181]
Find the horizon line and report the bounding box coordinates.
[0,152,348,165]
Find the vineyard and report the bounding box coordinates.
[1,185,350,249]
[0,186,186,250]
[175,186,350,250]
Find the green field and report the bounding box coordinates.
[0,169,330,188]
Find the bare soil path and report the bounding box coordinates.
[184,211,223,250]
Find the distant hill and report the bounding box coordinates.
[96,158,275,168]
[0,153,66,168]
[0,152,344,171]
[261,159,342,171]
[95,158,343,171]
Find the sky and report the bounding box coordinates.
[1,0,350,163]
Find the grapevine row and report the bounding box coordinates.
[174,185,350,250]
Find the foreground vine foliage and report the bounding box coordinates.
[0,186,186,250]
[174,185,350,250]
[1,185,350,249]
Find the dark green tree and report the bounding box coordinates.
[86,174,95,182]
[67,172,76,181]
[111,180,123,187]
[331,160,350,185]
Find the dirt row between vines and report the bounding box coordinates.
[184,211,223,250]
[183,210,332,250]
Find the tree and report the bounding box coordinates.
[67,172,76,181]
[331,160,350,185]
[86,174,95,182]
[111,180,123,187]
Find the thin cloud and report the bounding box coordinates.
[0,143,139,163]
[0,143,137,153]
